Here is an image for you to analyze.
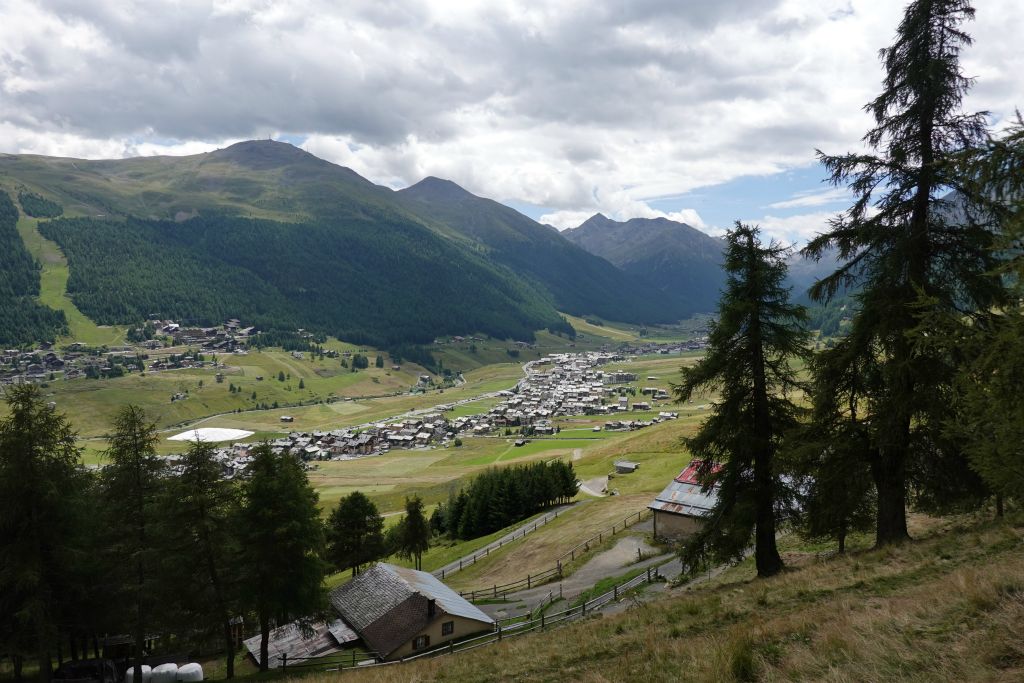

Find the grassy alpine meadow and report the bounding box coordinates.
[297,510,1024,683]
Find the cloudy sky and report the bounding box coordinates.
[2,0,1022,243]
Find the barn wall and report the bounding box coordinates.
[653,510,703,540]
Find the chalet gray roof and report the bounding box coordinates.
[329,563,491,658]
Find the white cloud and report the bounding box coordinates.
[745,211,836,246]
[1,0,1021,235]
[767,187,850,209]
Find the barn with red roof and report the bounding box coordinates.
[648,460,720,540]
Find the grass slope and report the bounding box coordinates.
[15,216,126,345]
[308,511,1024,682]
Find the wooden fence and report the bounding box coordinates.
[456,508,651,601]
[434,506,569,580]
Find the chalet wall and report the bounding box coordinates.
[386,613,492,661]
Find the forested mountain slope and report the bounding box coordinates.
[0,141,701,343]
[0,192,67,345]
[398,177,691,323]
[38,213,572,347]
[563,213,727,315]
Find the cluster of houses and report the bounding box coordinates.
[470,352,678,430]
[0,341,142,385]
[146,318,257,351]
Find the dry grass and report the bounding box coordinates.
[291,512,1024,682]
[443,494,653,591]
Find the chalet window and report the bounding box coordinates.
[413,635,430,651]
[442,621,454,636]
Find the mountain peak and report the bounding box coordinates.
[399,176,477,203]
[209,139,326,170]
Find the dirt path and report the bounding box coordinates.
[479,535,669,618]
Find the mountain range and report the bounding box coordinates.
[563,213,726,315]
[0,140,735,347]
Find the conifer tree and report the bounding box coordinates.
[100,406,165,683]
[160,441,241,678]
[326,491,386,576]
[0,386,85,682]
[802,0,1006,544]
[395,496,431,570]
[674,223,808,577]
[943,118,1024,507]
[238,444,326,671]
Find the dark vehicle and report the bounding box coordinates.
[53,659,119,683]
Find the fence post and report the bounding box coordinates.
[498,624,503,641]
[441,568,445,579]
[571,549,575,561]
[557,560,562,577]
[352,650,357,667]
[459,559,463,570]
[493,584,497,598]
[541,613,545,630]
[527,574,531,589]
[646,567,651,583]
[281,654,287,672]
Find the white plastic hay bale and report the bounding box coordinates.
[124,664,152,683]
[151,663,178,683]
[176,663,203,682]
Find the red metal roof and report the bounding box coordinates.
[674,459,720,486]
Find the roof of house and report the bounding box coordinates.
[648,460,720,518]
[329,563,492,658]
[242,619,357,669]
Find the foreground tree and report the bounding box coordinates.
[674,223,808,578]
[945,118,1024,508]
[100,406,165,683]
[239,444,326,672]
[802,0,1005,545]
[786,342,876,553]
[326,491,385,576]
[394,496,431,571]
[160,441,241,678]
[0,386,85,682]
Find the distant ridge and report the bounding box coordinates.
[397,178,694,324]
[563,213,726,315]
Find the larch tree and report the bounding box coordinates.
[0,386,85,682]
[945,117,1024,509]
[100,406,165,683]
[674,222,808,578]
[802,0,1006,545]
[239,444,327,672]
[326,491,386,577]
[159,441,241,678]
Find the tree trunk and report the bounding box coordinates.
[753,445,783,577]
[37,648,52,683]
[222,620,235,679]
[872,450,910,546]
[259,613,270,672]
[13,655,24,682]
[995,493,1004,518]
[837,523,847,554]
[746,231,784,579]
